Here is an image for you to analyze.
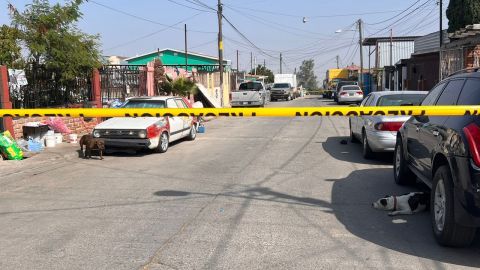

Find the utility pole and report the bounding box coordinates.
[217,0,224,106]
[390,29,393,67]
[254,57,257,75]
[358,19,364,88]
[336,55,340,69]
[280,53,283,74]
[250,52,253,73]
[263,59,266,68]
[236,49,239,88]
[184,24,188,72]
[439,0,443,47]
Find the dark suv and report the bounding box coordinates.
[394,69,480,247]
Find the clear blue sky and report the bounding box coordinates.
[2,0,449,80]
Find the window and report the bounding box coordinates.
[376,94,427,106]
[435,80,464,105]
[342,86,360,91]
[360,94,371,106]
[175,99,188,108]
[167,99,178,108]
[421,83,446,106]
[273,83,290,88]
[239,82,263,91]
[122,100,165,108]
[457,79,480,105]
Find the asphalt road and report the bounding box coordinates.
[1,96,480,270]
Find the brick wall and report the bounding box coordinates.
[12,117,100,140]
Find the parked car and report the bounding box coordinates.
[350,91,427,158]
[333,81,358,102]
[395,69,480,247]
[92,96,197,153]
[270,82,295,101]
[337,85,364,104]
[231,81,270,107]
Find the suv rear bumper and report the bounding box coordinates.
[452,157,480,227]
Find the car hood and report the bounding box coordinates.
[94,117,161,130]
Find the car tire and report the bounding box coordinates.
[362,130,374,159]
[393,138,416,185]
[431,165,476,247]
[155,132,169,153]
[187,125,196,141]
[271,98,276,102]
[349,121,359,143]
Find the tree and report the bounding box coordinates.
[12,0,101,81]
[447,0,480,33]
[0,25,22,67]
[297,59,317,89]
[249,65,274,83]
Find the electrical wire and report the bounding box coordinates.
[365,0,424,25]
[87,0,215,34]
[166,0,213,12]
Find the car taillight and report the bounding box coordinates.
[356,91,363,95]
[340,91,347,96]
[463,123,480,167]
[374,122,404,131]
[146,124,161,139]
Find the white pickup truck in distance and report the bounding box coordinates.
[231,81,270,107]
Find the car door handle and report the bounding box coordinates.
[432,130,439,137]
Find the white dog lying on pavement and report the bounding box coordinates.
[372,192,429,216]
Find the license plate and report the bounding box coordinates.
[349,93,354,96]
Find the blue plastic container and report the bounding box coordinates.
[197,125,205,133]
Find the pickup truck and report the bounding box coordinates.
[270,83,296,101]
[231,81,270,107]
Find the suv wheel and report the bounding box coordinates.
[431,165,476,247]
[393,138,415,185]
[362,131,374,159]
[155,132,169,153]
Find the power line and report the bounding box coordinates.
[87,0,215,34]
[365,0,424,25]
[222,4,403,19]
[367,0,433,37]
[104,12,202,52]
[166,0,213,12]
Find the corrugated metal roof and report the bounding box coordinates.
[378,41,415,67]
[414,30,449,54]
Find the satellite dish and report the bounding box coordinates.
[302,17,308,23]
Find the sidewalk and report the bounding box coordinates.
[0,143,79,176]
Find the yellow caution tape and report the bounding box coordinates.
[2,106,480,118]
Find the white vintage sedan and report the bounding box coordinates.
[92,96,197,153]
[349,91,428,159]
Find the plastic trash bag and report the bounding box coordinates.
[46,117,71,134]
[0,131,23,160]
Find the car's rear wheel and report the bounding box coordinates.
[362,130,374,159]
[155,132,169,153]
[349,121,359,143]
[393,138,415,185]
[431,165,476,247]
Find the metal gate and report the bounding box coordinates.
[99,65,147,104]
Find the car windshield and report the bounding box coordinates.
[122,100,166,108]
[342,86,360,91]
[273,83,290,88]
[239,82,263,91]
[376,94,427,106]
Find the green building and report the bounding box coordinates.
[124,48,230,71]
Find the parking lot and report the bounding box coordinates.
[1,96,480,269]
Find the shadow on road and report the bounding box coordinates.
[321,136,393,165]
[329,168,480,267]
[155,167,480,267]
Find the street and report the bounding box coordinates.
[1,96,480,270]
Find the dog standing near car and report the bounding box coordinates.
[79,134,105,160]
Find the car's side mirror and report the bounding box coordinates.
[415,115,429,123]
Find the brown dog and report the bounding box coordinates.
[79,134,105,160]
